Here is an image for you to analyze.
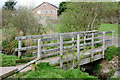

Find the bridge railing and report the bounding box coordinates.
[15,30,115,68]
[15,30,115,60]
[12,30,115,78]
[15,30,97,58]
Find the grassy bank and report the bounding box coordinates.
[98,24,118,36]
[24,63,97,78]
[0,53,19,66]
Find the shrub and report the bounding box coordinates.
[105,46,118,61]
[2,40,25,55]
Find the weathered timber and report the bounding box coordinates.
[15,30,98,40]
[63,40,77,44]
[102,32,105,58]
[64,45,77,49]
[60,35,63,69]
[18,40,21,58]
[42,43,59,47]
[15,46,37,51]
[42,48,60,54]
[91,33,94,61]
[38,39,42,58]
[77,34,80,60]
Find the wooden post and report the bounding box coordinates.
[57,35,60,48]
[102,32,105,58]
[77,34,80,60]
[112,31,115,46]
[60,35,63,69]
[37,38,42,65]
[84,32,86,47]
[72,37,74,49]
[38,39,42,58]
[91,33,94,61]
[18,40,21,58]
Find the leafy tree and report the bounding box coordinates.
[58,2,118,33]
[3,0,17,10]
[58,2,68,15]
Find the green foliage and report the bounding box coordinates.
[2,24,17,41]
[24,63,97,78]
[0,53,19,67]
[58,2,68,15]
[2,40,18,55]
[2,39,25,55]
[105,46,120,61]
[59,2,118,33]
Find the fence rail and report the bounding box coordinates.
[15,30,114,59]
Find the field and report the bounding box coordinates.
[98,24,118,36]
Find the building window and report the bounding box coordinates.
[37,10,41,14]
[51,10,54,14]
[45,10,49,14]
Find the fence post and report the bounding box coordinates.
[38,38,42,58]
[60,35,63,69]
[18,40,21,58]
[72,37,74,49]
[102,32,105,58]
[77,34,80,60]
[91,33,94,61]
[84,32,86,47]
[112,31,115,46]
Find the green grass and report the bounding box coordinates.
[24,63,97,78]
[52,24,64,33]
[98,24,118,36]
[0,53,19,67]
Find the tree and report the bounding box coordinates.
[3,0,17,10]
[58,2,118,33]
[58,2,68,15]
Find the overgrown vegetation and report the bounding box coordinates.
[105,46,120,61]
[0,52,19,67]
[2,6,45,55]
[24,63,97,78]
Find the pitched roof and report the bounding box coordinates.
[33,2,58,11]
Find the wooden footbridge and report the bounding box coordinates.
[0,30,115,79]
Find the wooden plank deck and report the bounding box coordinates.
[0,67,18,79]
